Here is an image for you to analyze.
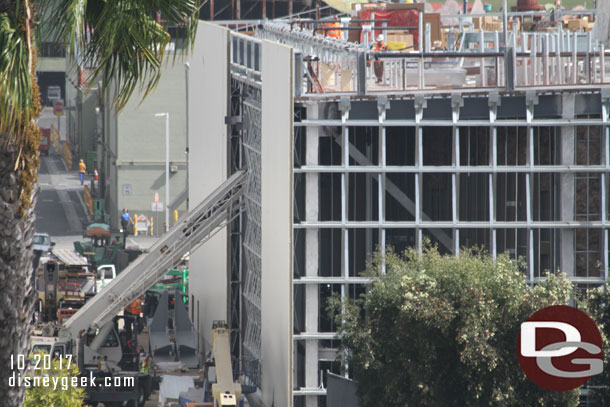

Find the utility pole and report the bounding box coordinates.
[155,112,170,233]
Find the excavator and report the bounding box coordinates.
[31,171,247,406]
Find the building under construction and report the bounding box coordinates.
[186,4,610,406]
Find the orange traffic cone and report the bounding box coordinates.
[94,169,99,180]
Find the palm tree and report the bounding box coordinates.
[0,1,200,405]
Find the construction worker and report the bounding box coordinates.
[140,354,151,374]
[126,297,143,316]
[370,34,389,84]
[78,159,87,185]
[121,208,133,248]
[325,16,341,39]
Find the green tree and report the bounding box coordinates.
[329,244,580,407]
[24,355,85,407]
[0,1,199,405]
[579,285,610,406]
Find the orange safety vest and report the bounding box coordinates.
[126,297,143,314]
[326,22,341,38]
[372,40,388,52]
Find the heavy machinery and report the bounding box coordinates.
[31,171,246,406]
[35,254,96,326]
[210,321,242,406]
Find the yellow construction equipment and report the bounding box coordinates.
[211,321,242,406]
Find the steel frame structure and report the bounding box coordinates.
[228,31,264,389]
[290,91,610,405]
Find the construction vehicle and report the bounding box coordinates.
[35,253,96,326]
[31,171,246,406]
[38,128,51,156]
[210,321,242,406]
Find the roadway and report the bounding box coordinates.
[34,108,89,250]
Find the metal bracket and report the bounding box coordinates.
[451,93,464,109]
[525,91,538,123]
[339,96,351,122]
[488,91,501,123]
[414,95,427,123]
[488,91,501,107]
[225,115,242,125]
[451,94,463,123]
[377,96,390,124]
[525,90,539,106]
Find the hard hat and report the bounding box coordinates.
[376,34,384,42]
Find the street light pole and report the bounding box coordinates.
[155,112,170,233]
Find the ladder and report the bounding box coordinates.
[61,170,247,339]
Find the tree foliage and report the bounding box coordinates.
[24,355,85,407]
[43,0,201,110]
[579,285,610,405]
[329,244,581,407]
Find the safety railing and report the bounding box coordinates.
[230,31,262,85]
[252,15,610,96]
[295,42,610,95]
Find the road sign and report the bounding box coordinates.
[152,202,164,212]
[53,100,64,117]
[154,192,159,205]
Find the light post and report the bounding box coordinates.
[155,112,170,233]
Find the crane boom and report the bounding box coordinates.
[60,171,247,340]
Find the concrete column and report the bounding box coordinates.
[305,104,319,407]
[560,93,575,277]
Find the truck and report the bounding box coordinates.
[39,128,51,156]
[35,251,96,326]
[31,171,247,406]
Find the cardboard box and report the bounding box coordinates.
[473,17,482,30]
[387,32,414,50]
[567,18,587,31]
[484,22,503,31]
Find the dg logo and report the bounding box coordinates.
[517,305,603,391]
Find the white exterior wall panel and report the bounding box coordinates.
[261,40,293,407]
[187,21,230,351]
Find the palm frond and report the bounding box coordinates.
[45,0,201,111]
[0,12,33,146]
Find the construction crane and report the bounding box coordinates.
[60,170,246,340]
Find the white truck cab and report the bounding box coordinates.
[96,265,116,293]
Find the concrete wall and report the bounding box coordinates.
[79,89,99,157]
[103,54,188,228]
[260,40,293,407]
[36,58,66,73]
[186,21,230,351]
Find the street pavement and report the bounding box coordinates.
[35,108,88,250]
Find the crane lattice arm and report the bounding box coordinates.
[60,171,247,339]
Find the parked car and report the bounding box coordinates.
[33,233,55,255]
